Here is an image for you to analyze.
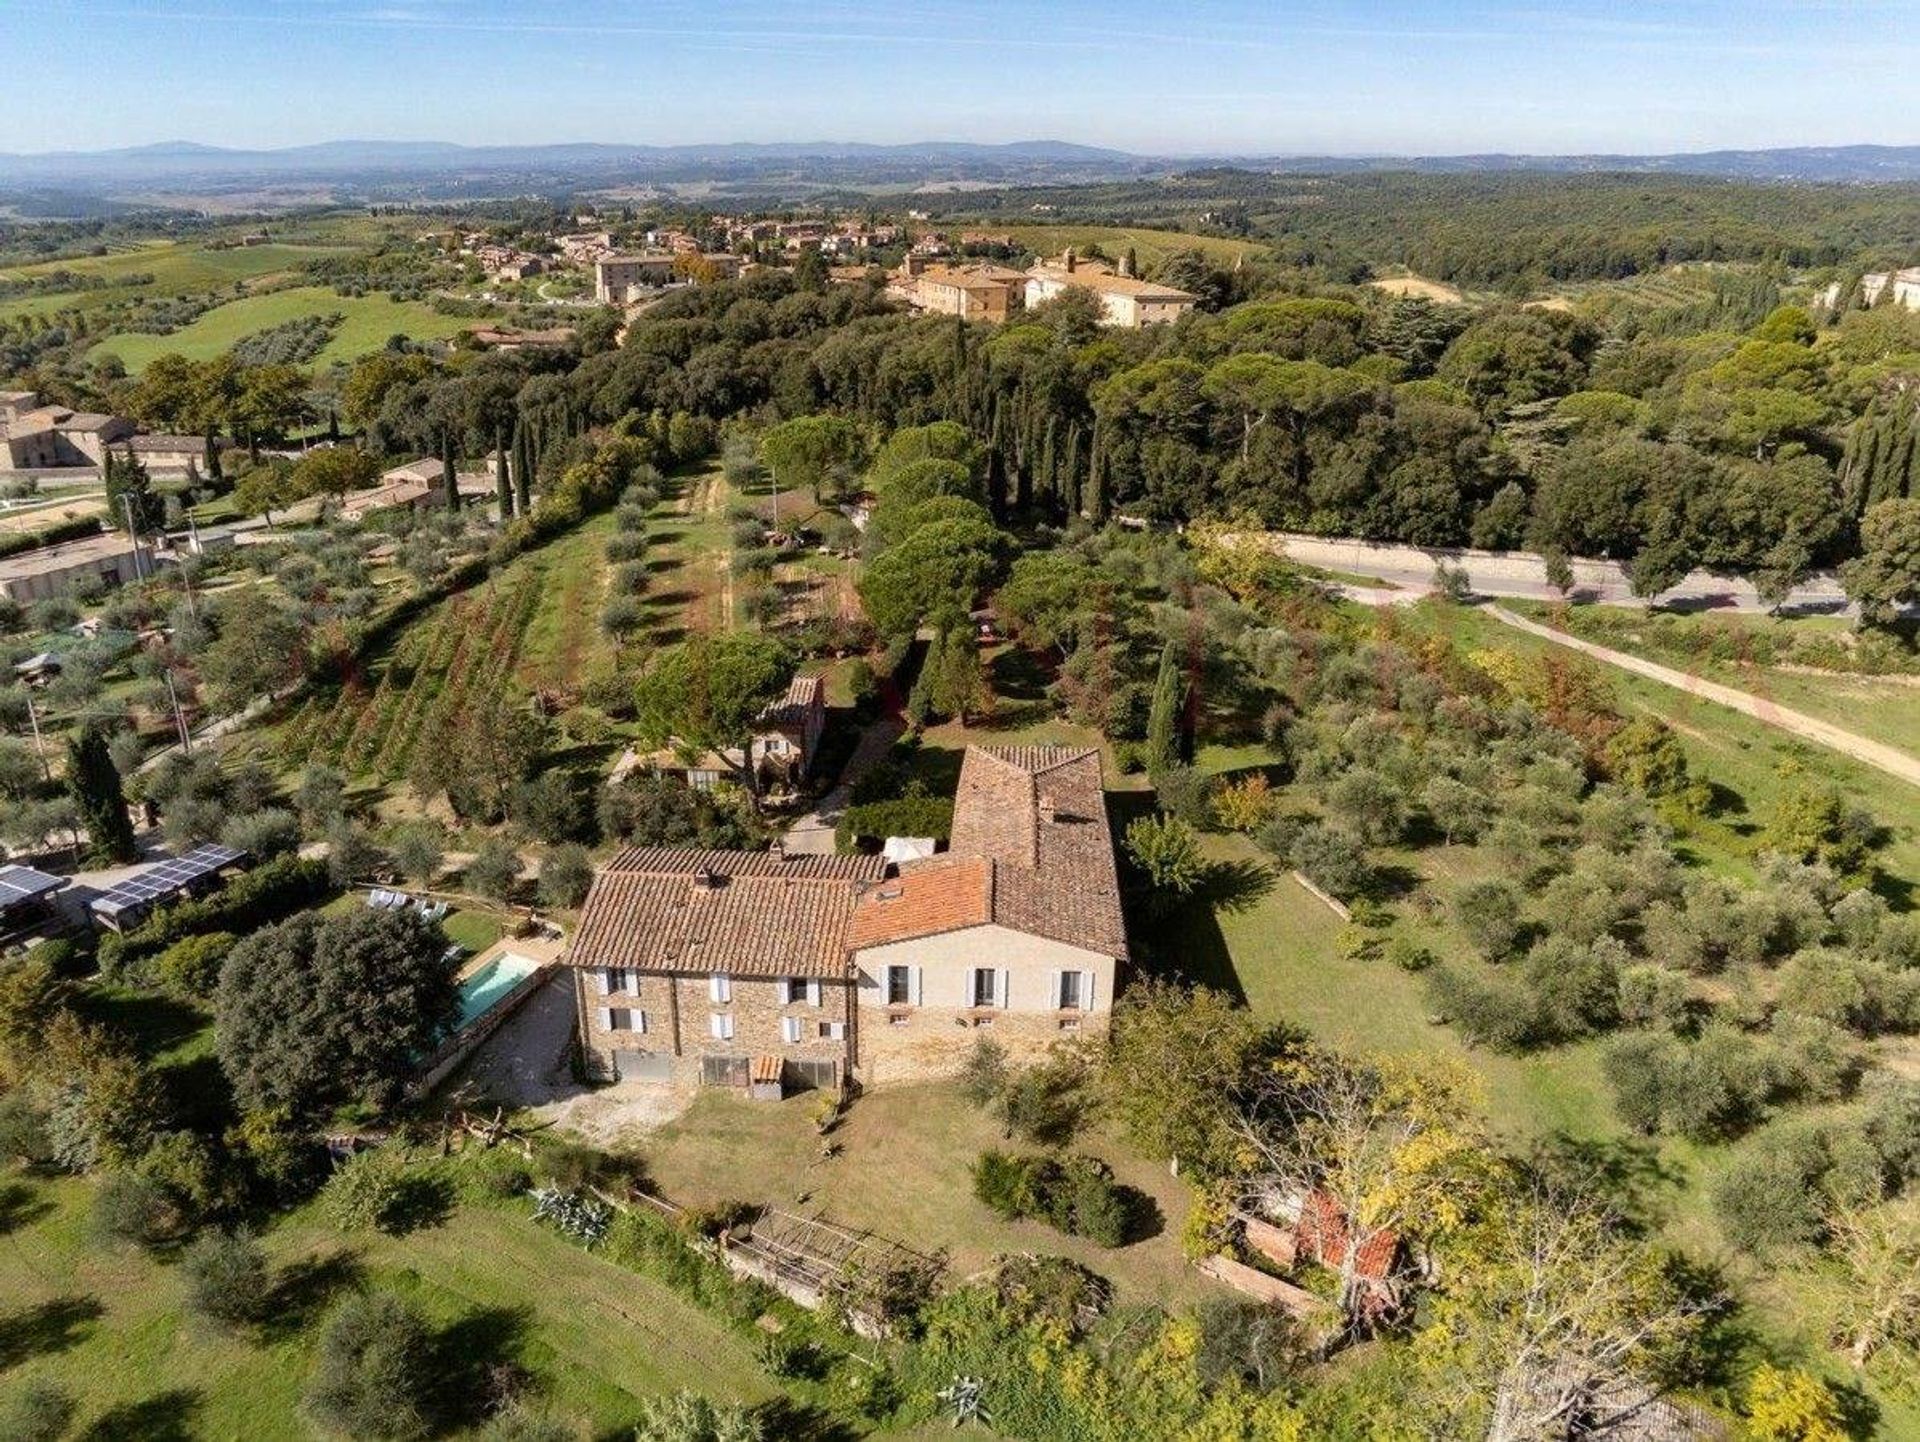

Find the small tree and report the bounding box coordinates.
[466,838,522,902]
[1145,639,1186,776]
[538,844,593,908]
[66,723,138,864]
[1125,814,1207,911]
[181,1227,272,1326]
[390,822,445,887]
[304,1291,437,1442]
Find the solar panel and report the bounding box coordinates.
[90,843,246,919]
[0,864,64,909]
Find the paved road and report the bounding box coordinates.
[783,712,905,856]
[1486,605,1920,790]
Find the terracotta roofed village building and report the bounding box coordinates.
[567,744,1127,1092]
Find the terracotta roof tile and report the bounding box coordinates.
[848,856,992,947]
[569,848,883,978]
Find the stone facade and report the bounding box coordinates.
[577,962,852,1087]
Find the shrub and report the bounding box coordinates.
[605,531,646,562]
[304,1291,436,1442]
[1210,773,1274,833]
[970,1151,1139,1247]
[107,855,332,971]
[92,1170,182,1248]
[0,1380,74,1442]
[221,806,301,860]
[600,595,643,635]
[181,1227,272,1325]
[152,931,237,999]
[0,1091,51,1165]
[972,1150,1038,1218]
[632,1392,764,1442]
[1152,765,1213,828]
[1064,1156,1131,1246]
[321,1149,413,1233]
[477,1405,585,1442]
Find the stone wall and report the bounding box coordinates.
[578,963,851,1086]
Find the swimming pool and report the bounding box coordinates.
[455,951,544,1032]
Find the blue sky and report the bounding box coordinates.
[4,0,1916,155]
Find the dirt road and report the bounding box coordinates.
[1486,605,1920,791]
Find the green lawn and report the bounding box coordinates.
[0,1170,775,1440]
[90,286,483,372]
[644,1082,1218,1311]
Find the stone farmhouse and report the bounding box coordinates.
[0,391,207,477]
[636,673,829,792]
[1024,249,1198,328]
[568,744,1126,1093]
[893,259,1028,323]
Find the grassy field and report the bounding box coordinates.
[0,241,344,323]
[996,224,1267,268]
[0,1169,777,1441]
[1411,602,1920,890]
[89,285,481,372]
[643,1082,1217,1311]
[1364,271,1468,304]
[1507,601,1920,761]
[1166,599,1920,1433]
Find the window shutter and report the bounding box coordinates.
[963,970,975,1007]
[636,1010,649,1035]
[597,1006,613,1032]
[723,1013,735,1041]
[910,967,923,1007]
[626,970,641,998]
[709,1012,724,1040]
[595,968,610,996]
[1083,970,1097,1009]
[782,1016,801,1044]
[807,979,822,1007]
[996,969,1010,1009]
[1049,969,1062,1009]
[710,973,730,1004]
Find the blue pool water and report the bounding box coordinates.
[455,952,542,1031]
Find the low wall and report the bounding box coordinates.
[414,958,554,1094]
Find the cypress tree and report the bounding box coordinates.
[493,428,512,519]
[513,423,533,515]
[1146,639,1184,777]
[66,723,138,864]
[440,431,459,512]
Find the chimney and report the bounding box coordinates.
[691,867,720,891]
[1038,795,1056,824]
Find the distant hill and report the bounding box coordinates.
[1237,144,1920,182]
[6,138,1920,204]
